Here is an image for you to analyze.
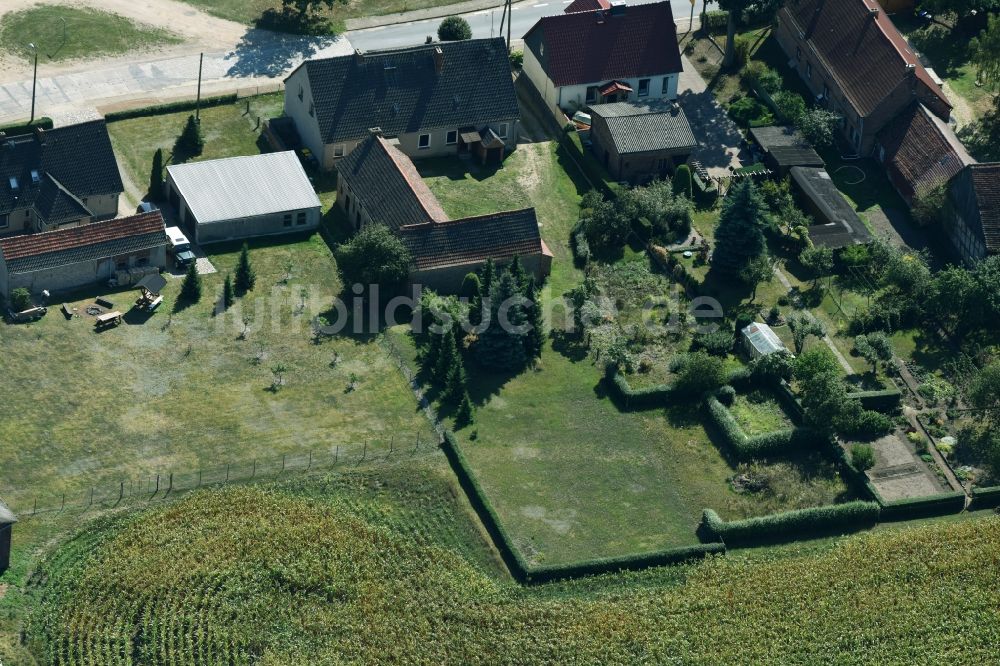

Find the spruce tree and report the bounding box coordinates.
[524,292,545,360]
[234,243,256,295]
[180,115,204,156]
[149,148,164,201]
[712,179,767,277]
[443,354,467,404]
[423,326,443,376]
[434,326,458,386]
[222,273,235,310]
[180,260,202,302]
[475,272,527,370]
[480,258,496,306]
[456,391,474,427]
[508,255,526,294]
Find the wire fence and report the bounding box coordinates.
[8,434,437,522]
[379,334,446,441]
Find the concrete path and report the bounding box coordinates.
[675,54,743,178]
[0,32,353,125]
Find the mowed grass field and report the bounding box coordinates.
[0,5,180,63]
[0,235,435,509]
[417,144,852,566]
[107,94,286,206]
[22,464,1000,664]
[179,0,471,30]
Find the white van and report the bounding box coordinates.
[165,226,196,269]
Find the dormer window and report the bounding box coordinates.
[30,169,40,184]
[309,102,315,117]
[298,85,304,101]
[8,176,18,190]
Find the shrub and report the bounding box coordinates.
[729,96,770,127]
[840,407,894,441]
[438,16,472,40]
[701,9,729,33]
[672,164,693,199]
[572,230,592,265]
[9,288,32,312]
[851,444,876,471]
[733,34,754,67]
[700,501,881,546]
[772,90,806,123]
[508,50,524,70]
[693,330,734,356]
[717,385,737,406]
[673,352,727,398]
[742,62,783,94]
[336,224,411,292]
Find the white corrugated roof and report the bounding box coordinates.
[166,151,321,225]
[742,322,786,356]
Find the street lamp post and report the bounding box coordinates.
[28,42,38,124]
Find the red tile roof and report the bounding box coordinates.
[524,1,682,87]
[399,209,544,270]
[877,103,971,204]
[967,163,1000,252]
[780,0,951,119]
[0,212,165,261]
[565,0,610,13]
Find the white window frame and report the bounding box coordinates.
[498,123,509,139]
[585,86,599,104]
[661,77,670,94]
[638,78,650,97]
[446,130,458,145]
[418,133,431,150]
[333,144,345,158]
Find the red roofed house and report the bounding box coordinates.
[522,1,683,114]
[0,211,167,298]
[775,0,952,155]
[564,0,610,13]
[875,103,972,206]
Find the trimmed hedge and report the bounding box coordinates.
[828,442,882,502]
[878,491,967,522]
[701,501,881,547]
[104,94,239,122]
[846,388,902,413]
[610,372,674,410]
[0,117,53,135]
[970,485,1000,510]
[442,430,724,582]
[706,396,822,459]
[773,381,805,423]
[526,543,725,583]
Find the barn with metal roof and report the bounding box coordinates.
[165,151,321,244]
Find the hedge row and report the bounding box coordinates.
[828,441,883,502]
[0,117,53,136]
[706,396,821,459]
[773,381,806,423]
[610,373,674,410]
[878,491,967,522]
[700,501,881,547]
[442,431,723,582]
[846,388,903,413]
[103,94,239,122]
[970,485,1000,510]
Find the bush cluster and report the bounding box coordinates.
[701,501,881,546]
[104,94,238,121]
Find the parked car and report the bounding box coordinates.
[165,226,196,269]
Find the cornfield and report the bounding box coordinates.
[25,465,1000,664]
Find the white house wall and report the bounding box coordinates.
[557,74,680,111]
[284,68,328,170]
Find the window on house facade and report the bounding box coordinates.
[796,46,801,60]
[308,102,315,117]
[498,123,509,139]
[418,133,431,149]
[0,213,8,229]
[585,86,599,103]
[446,130,458,145]
[283,213,293,227]
[296,211,307,226]
[638,79,650,97]
[806,62,812,79]
[822,83,830,100]
[662,77,670,94]
[333,144,345,158]
[298,85,304,101]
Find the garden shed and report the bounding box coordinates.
[165,151,321,244]
[0,497,15,574]
[741,322,787,360]
[790,167,872,249]
[749,126,824,176]
[588,100,697,184]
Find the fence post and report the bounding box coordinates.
[117,482,124,506]
[362,440,367,461]
[226,464,230,483]
[335,445,339,465]
[167,473,173,495]
[60,493,65,513]
[88,488,93,508]
[281,454,286,473]
[154,474,160,497]
[33,498,36,515]
[198,469,202,487]
[389,435,393,455]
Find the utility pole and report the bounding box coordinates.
[195,52,204,121]
[506,0,513,54]
[28,43,38,124]
[690,0,696,33]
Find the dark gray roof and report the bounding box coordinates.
[291,38,520,145]
[34,174,94,223]
[0,120,123,221]
[399,209,545,270]
[589,101,697,155]
[750,126,824,170]
[337,135,448,230]
[791,167,872,249]
[749,126,807,149]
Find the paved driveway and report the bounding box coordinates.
[676,55,744,177]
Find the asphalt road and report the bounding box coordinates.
[348,0,711,50]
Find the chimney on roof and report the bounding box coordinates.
[906,63,916,76]
[354,48,365,64]
[33,125,46,144]
[369,127,383,137]
[595,9,606,23]
[869,6,879,17]
[433,46,444,73]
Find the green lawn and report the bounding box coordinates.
[0,236,435,510]
[731,390,793,435]
[108,94,286,206]
[179,0,474,32]
[0,5,180,63]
